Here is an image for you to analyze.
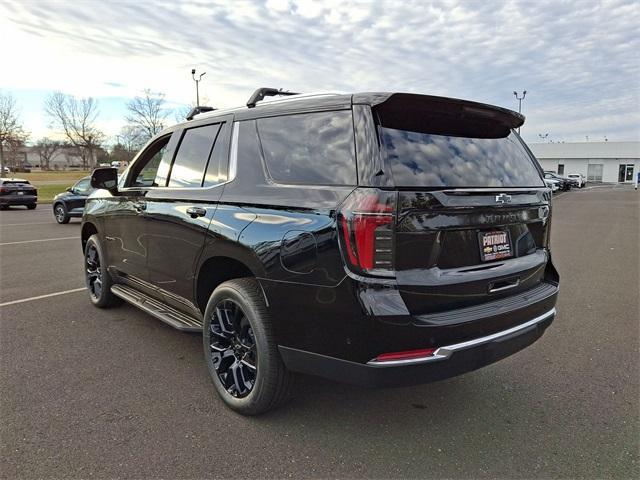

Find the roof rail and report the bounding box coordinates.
[186,106,216,120]
[246,88,300,108]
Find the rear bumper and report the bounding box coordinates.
[280,308,555,387]
[0,195,37,206]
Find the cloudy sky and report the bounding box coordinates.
[1,0,638,144]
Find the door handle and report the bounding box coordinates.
[133,201,146,212]
[186,206,207,218]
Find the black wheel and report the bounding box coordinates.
[0,205,7,210]
[54,203,70,223]
[84,234,121,308]
[203,278,293,415]
[27,204,36,210]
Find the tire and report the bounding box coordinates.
[84,234,121,308]
[54,203,70,223]
[203,278,293,415]
[27,204,37,210]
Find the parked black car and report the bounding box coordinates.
[82,90,559,414]
[0,178,37,209]
[52,176,93,224]
[544,171,574,190]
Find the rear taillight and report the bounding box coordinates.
[0,187,7,194]
[338,188,396,276]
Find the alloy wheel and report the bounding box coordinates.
[85,244,103,300]
[208,300,257,398]
[55,206,65,223]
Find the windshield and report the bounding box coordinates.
[380,128,545,188]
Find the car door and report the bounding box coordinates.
[144,116,233,315]
[103,132,179,295]
[67,177,92,213]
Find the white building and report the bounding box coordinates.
[528,141,640,184]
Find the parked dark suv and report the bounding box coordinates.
[83,90,559,415]
[52,176,93,223]
[0,178,37,209]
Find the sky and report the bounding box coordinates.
[1,0,638,145]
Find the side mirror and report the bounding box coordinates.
[65,187,72,192]
[91,167,119,194]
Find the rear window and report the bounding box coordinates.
[256,110,357,185]
[380,129,544,188]
[2,180,30,185]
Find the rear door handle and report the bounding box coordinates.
[186,206,207,218]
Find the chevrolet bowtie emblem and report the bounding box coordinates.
[495,193,512,204]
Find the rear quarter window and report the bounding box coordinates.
[256,110,357,186]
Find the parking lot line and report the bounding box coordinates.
[0,236,78,246]
[0,287,87,307]
[0,222,57,227]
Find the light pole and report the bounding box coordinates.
[191,68,206,108]
[513,90,527,134]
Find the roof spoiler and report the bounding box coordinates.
[371,93,525,130]
[246,88,300,108]
[186,106,216,120]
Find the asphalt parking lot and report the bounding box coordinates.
[1,187,638,479]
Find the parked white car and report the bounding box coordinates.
[545,178,560,192]
[566,173,586,188]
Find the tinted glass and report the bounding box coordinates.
[168,124,220,188]
[381,129,544,188]
[133,137,170,187]
[74,178,91,193]
[203,123,227,187]
[257,111,356,185]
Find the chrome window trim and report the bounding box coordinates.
[119,120,237,194]
[228,121,238,182]
[367,308,556,367]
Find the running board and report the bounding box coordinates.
[111,284,203,332]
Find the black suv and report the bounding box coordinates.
[0,178,37,209]
[83,90,559,415]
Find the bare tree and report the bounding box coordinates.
[118,124,146,153]
[45,92,105,169]
[0,92,28,177]
[110,125,146,164]
[34,137,63,170]
[125,89,170,142]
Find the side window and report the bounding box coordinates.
[129,135,171,187]
[73,178,91,193]
[256,110,357,185]
[168,123,220,188]
[203,123,228,187]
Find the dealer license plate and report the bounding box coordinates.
[478,230,512,262]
